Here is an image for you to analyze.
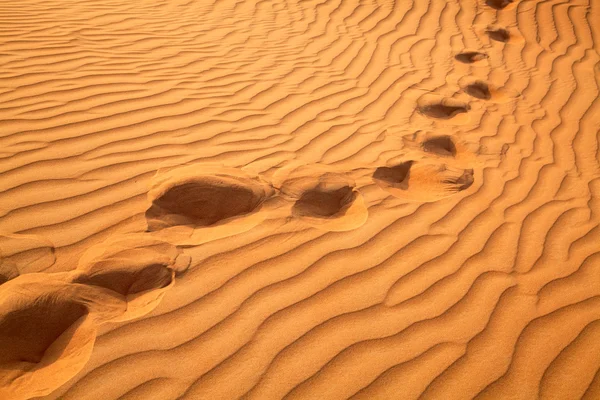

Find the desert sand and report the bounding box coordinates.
[1,0,599,398]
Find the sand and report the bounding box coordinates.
[0,0,599,399]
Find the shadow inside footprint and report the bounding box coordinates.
[486,0,514,9]
[422,136,457,157]
[487,28,510,43]
[373,161,413,190]
[418,103,469,119]
[464,81,491,100]
[146,179,265,229]
[455,52,488,64]
[0,296,88,364]
[73,263,173,297]
[293,186,355,218]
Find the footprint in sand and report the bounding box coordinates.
[373,161,474,202]
[0,233,55,283]
[0,274,124,400]
[486,0,517,10]
[0,234,188,399]
[417,96,471,124]
[271,163,368,232]
[72,234,190,322]
[455,51,488,64]
[462,81,493,100]
[145,164,276,245]
[422,135,458,157]
[458,77,518,104]
[403,132,481,170]
[487,27,511,43]
[484,25,524,45]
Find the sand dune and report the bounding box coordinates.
[0,0,599,399]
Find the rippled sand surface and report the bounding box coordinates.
[1,0,600,399]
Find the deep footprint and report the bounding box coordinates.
[0,274,124,400]
[418,103,470,119]
[146,178,266,229]
[293,186,355,218]
[272,164,368,232]
[463,81,492,100]
[73,263,173,298]
[487,28,510,43]
[372,161,413,190]
[0,296,88,365]
[74,234,189,322]
[486,0,514,10]
[455,52,488,64]
[422,136,457,157]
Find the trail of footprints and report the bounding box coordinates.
[0,2,518,399]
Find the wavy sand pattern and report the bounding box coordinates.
[0,0,599,399]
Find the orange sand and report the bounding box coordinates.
[1,0,600,399]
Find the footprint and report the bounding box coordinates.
[422,136,457,157]
[272,163,368,232]
[455,51,488,64]
[417,96,471,124]
[0,233,55,280]
[459,77,518,103]
[403,132,481,170]
[463,81,492,100]
[373,161,413,191]
[146,164,275,245]
[0,234,188,398]
[0,274,124,400]
[293,186,355,218]
[481,24,523,44]
[147,179,265,228]
[373,161,474,202]
[486,0,516,10]
[486,28,511,43]
[73,234,190,322]
[0,297,88,366]
[419,103,470,119]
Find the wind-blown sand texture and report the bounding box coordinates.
[1,0,599,399]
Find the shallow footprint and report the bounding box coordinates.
[373,161,474,202]
[146,164,275,244]
[0,274,124,400]
[73,234,190,322]
[0,233,55,281]
[455,51,488,64]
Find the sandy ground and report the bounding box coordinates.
[1,0,600,399]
